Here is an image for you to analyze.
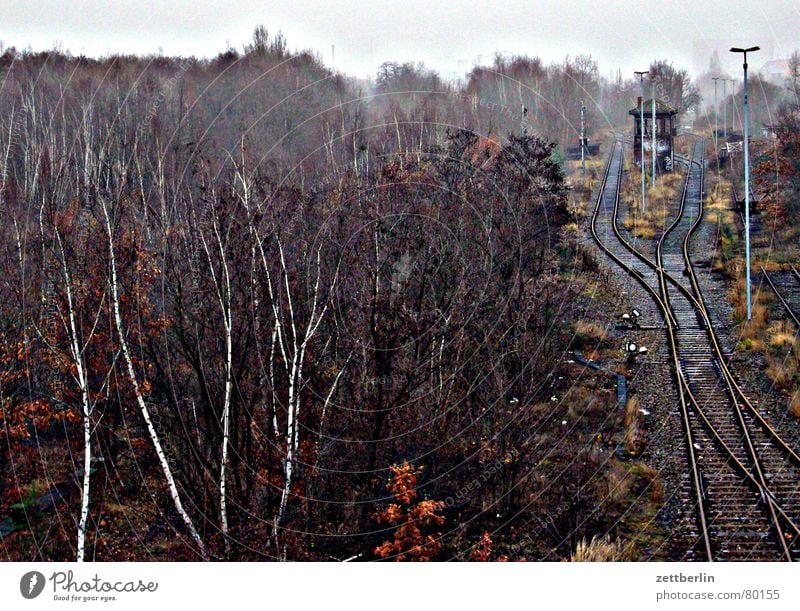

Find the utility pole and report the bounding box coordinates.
[729,79,736,134]
[722,78,728,139]
[651,81,657,185]
[730,78,741,133]
[521,103,529,134]
[635,70,648,212]
[580,99,586,176]
[712,77,721,149]
[730,46,760,320]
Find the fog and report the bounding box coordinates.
[2,0,798,79]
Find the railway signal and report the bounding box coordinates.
[624,339,647,363]
[712,77,721,148]
[651,82,657,185]
[730,46,759,320]
[580,100,586,176]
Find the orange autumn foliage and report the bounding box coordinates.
[373,462,445,561]
[470,531,493,561]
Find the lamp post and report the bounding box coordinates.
[730,46,760,320]
[635,70,648,212]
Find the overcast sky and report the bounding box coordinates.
[2,0,798,80]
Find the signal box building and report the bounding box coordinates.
[629,97,678,171]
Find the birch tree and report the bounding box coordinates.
[197,201,233,555]
[99,196,208,559]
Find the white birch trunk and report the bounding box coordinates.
[100,199,207,559]
[55,231,92,563]
[203,219,234,555]
[240,175,341,540]
[78,408,91,562]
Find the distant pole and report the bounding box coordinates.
[731,79,741,133]
[722,79,728,139]
[651,82,657,185]
[712,77,720,149]
[731,46,760,321]
[580,99,586,176]
[635,70,649,212]
[730,79,736,133]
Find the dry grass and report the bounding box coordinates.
[623,396,644,457]
[763,321,800,392]
[621,214,656,239]
[768,321,796,349]
[567,195,588,219]
[704,174,735,223]
[565,157,604,219]
[570,535,633,562]
[728,276,769,332]
[572,320,610,354]
[765,356,793,391]
[741,306,769,338]
[634,462,665,504]
[604,464,633,504]
[621,171,682,239]
[760,259,784,273]
[790,392,800,419]
[703,171,741,278]
[574,319,608,339]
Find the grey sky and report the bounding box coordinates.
[2,0,798,80]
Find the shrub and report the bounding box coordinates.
[372,462,445,561]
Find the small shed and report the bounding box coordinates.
[629,98,678,172]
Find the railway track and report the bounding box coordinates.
[761,266,800,328]
[591,139,800,561]
[730,181,760,229]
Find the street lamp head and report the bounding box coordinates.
[730,46,760,53]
